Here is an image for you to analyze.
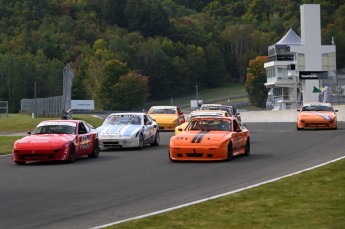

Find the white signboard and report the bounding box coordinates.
[190,100,203,109]
[71,100,94,110]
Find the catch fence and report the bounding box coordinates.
[20,63,73,118]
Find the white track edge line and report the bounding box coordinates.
[91,155,345,229]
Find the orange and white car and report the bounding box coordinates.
[147,106,185,131]
[169,116,250,161]
[297,102,338,130]
[175,110,230,135]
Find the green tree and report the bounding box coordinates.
[111,72,150,110]
[245,56,268,108]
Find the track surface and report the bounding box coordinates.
[0,122,344,229]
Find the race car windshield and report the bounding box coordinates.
[302,105,333,112]
[33,125,76,134]
[105,115,141,125]
[148,108,176,114]
[187,120,231,131]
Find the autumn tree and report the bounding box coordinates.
[245,56,269,108]
[111,72,150,110]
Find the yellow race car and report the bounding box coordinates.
[175,110,230,135]
[297,102,338,130]
[147,106,185,131]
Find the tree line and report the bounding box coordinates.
[0,0,344,112]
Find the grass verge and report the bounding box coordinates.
[108,158,345,229]
[0,136,22,155]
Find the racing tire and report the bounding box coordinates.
[150,131,160,146]
[88,140,100,158]
[68,144,76,163]
[227,142,233,161]
[297,126,303,131]
[244,138,250,156]
[14,161,26,165]
[138,134,144,150]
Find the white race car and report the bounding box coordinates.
[97,113,160,150]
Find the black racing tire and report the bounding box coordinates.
[14,161,26,165]
[150,131,160,146]
[244,138,250,156]
[297,126,303,130]
[138,134,144,150]
[68,144,76,163]
[227,142,233,161]
[88,140,100,158]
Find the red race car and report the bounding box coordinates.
[12,120,99,165]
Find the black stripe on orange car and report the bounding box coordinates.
[191,131,208,143]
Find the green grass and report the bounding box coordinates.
[107,158,345,229]
[0,136,22,155]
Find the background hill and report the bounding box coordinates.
[1,0,344,112]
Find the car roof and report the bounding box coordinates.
[189,116,235,121]
[41,120,80,123]
[108,112,145,116]
[190,110,227,115]
[303,102,332,107]
[149,106,177,109]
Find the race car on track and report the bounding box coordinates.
[97,113,159,150]
[297,102,338,130]
[12,120,99,165]
[175,110,230,135]
[200,104,241,122]
[169,116,250,161]
[147,106,185,131]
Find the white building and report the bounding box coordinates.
[264,4,336,110]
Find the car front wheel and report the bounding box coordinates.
[227,142,233,161]
[88,140,100,158]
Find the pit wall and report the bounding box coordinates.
[240,105,345,123]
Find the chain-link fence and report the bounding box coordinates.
[20,63,73,118]
[318,69,345,105]
[0,101,8,118]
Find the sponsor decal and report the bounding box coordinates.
[316,113,331,120]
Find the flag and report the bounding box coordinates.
[313,86,324,93]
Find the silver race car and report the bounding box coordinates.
[97,113,160,150]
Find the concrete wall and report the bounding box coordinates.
[241,105,345,122]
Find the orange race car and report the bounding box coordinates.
[169,116,250,161]
[297,102,338,130]
[147,106,185,131]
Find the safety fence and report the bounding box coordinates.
[20,96,64,118]
[20,63,73,118]
[318,69,345,105]
[0,101,8,118]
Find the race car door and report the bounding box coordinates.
[143,115,155,141]
[231,119,245,153]
[77,122,92,156]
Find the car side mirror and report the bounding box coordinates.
[297,109,300,112]
[146,121,152,125]
[27,131,31,135]
[235,129,241,133]
[335,110,338,112]
[178,128,183,131]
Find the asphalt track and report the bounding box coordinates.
[0,122,344,229]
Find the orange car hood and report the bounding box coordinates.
[298,111,336,120]
[171,130,231,145]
